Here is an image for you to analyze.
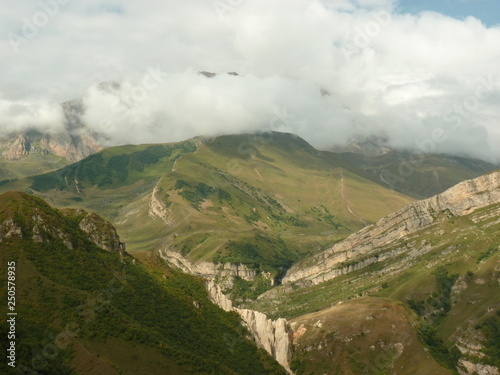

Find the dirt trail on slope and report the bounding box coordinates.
[340,170,368,226]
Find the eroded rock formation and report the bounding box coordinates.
[205,280,293,373]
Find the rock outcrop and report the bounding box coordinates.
[1,128,101,163]
[205,280,293,373]
[0,218,23,242]
[78,213,126,252]
[283,172,500,285]
[149,178,175,225]
[160,249,259,289]
[61,208,127,261]
[459,360,499,375]
[3,133,31,159]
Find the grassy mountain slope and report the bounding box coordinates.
[0,133,413,284]
[289,298,453,375]
[0,192,286,375]
[341,150,498,198]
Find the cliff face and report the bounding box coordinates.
[160,249,259,289]
[1,129,101,163]
[283,172,500,285]
[205,280,292,373]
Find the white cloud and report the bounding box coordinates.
[0,97,65,134]
[0,0,499,162]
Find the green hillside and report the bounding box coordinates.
[0,152,69,181]
[341,150,498,198]
[0,192,286,375]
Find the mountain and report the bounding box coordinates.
[0,191,286,375]
[0,99,102,180]
[0,132,414,295]
[243,171,500,374]
[1,135,499,374]
[336,147,498,199]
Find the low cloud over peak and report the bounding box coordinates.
[1,0,499,162]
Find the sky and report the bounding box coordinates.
[397,0,500,28]
[1,0,499,162]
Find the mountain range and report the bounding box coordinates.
[0,131,499,375]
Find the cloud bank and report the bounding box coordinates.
[1,0,499,162]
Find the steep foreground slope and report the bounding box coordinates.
[0,192,286,375]
[244,172,500,375]
[0,132,413,296]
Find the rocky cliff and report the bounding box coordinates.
[283,171,500,285]
[160,249,259,289]
[205,280,292,373]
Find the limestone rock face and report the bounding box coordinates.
[283,172,500,285]
[169,250,292,373]
[205,280,292,373]
[206,279,234,312]
[160,249,258,289]
[237,309,291,370]
[3,133,30,159]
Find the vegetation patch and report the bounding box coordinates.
[476,245,497,264]
[230,275,274,301]
[407,266,459,323]
[474,310,500,368]
[213,234,299,277]
[417,323,461,373]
